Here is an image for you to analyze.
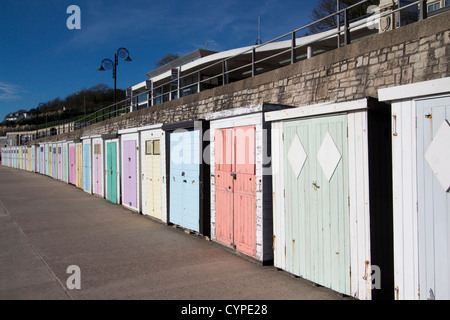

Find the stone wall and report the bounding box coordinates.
[35,11,450,143]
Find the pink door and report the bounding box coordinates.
[69,146,76,185]
[93,144,102,196]
[215,128,235,247]
[58,147,63,180]
[215,126,256,258]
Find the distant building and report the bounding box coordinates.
[4,109,29,122]
[0,136,7,148]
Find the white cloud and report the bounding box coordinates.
[0,82,23,101]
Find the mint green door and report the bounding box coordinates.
[283,114,350,295]
[107,142,118,204]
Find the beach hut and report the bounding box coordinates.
[39,144,45,174]
[36,144,40,173]
[62,141,69,183]
[89,134,115,198]
[138,124,166,222]
[68,141,77,185]
[104,136,121,204]
[52,143,57,179]
[75,142,83,188]
[162,120,210,236]
[56,142,63,180]
[206,103,290,263]
[118,128,140,212]
[378,77,450,300]
[81,136,92,194]
[31,145,36,172]
[265,98,394,300]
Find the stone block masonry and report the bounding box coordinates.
[36,11,450,144]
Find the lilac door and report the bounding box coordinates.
[58,147,63,180]
[123,140,137,208]
[69,146,76,185]
[93,144,102,196]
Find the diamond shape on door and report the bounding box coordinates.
[424,120,450,193]
[287,134,307,178]
[317,132,341,181]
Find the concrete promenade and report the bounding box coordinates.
[0,165,348,301]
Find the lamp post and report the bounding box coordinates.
[37,102,45,140]
[98,47,132,116]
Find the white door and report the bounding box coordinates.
[416,96,450,300]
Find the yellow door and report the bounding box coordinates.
[76,144,82,188]
[143,139,162,220]
[28,148,32,171]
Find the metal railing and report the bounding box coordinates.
[28,0,428,141]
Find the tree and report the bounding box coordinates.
[309,0,379,34]
[155,53,180,68]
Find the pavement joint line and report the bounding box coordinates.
[0,200,74,300]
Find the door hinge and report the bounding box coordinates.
[282,133,284,141]
[348,196,350,207]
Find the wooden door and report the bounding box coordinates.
[84,144,90,191]
[123,140,137,208]
[76,144,82,188]
[215,126,256,257]
[69,146,76,185]
[169,130,200,232]
[416,97,450,300]
[283,115,350,295]
[142,139,162,220]
[93,143,102,196]
[106,142,118,204]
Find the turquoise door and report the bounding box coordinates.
[106,142,118,204]
[84,144,91,192]
[169,129,200,232]
[283,114,350,295]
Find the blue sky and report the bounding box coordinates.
[0,0,317,121]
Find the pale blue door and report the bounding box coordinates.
[45,145,49,175]
[169,129,200,232]
[283,114,350,295]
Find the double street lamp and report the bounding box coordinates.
[98,47,132,109]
